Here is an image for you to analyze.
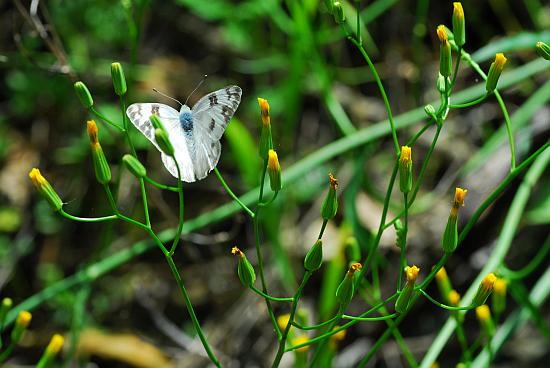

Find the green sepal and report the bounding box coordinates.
[395,282,414,313]
[335,273,354,306]
[74,81,94,108]
[122,154,147,178]
[399,161,412,194]
[259,124,273,161]
[155,128,174,156]
[111,62,127,96]
[441,215,458,253]
[536,42,550,61]
[237,254,256,287]
[304,240,323,271]
[321,186,338,220]
[91,145,112,185]
[439,41,452,78]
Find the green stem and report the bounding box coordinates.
[89,106,124,132]
[342,313,398,321]
[214,167,254,218]
[292,314,340,330]
[317,219,328,240]
[271,271,312,368]
[59,209,117,223]
[258,191,279,207]
[500,234,550,280]
[164,255,221,367]
[455,321,471,365]
[348,37,400,155]
[398,192,408,291]
[143,176,179,192]
[249,286,293,302]
[450,46,462,88]
[0,341,16,363]
[254,162,281,339]
[450,94,488,109]
[169,157,184,255]
[418,289,474,311]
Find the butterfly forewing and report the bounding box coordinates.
[126,103,180,150]
[192,85,242,140]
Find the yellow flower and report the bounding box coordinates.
[46,334,65,355]
[257,98,270,127]
[436,25,448,43]
[406,265,420,283]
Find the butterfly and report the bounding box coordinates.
[126,86,242,182]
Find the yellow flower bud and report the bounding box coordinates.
[267,149,282,192]
[28,168,63,211]
[442,188,468,253]
[399,146,413,193]
[486,53,507,92]
[452,3,465,47]
[472,273,497,307]
[437,25,452,78]
[395,265,420,313]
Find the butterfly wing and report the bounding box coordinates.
[192,85,242,140]
[126,103,180,151]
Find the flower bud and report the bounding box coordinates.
[74,81,94,108]
[472,273,497,307]
[231,247,256,287]
[149,114,165,131]
[536,41,550,61]
[395,265,420,313]
[437,74,449,94]
[475,305,495,337]
[336,263,362,306]
[267,149,282,192]
[485,53,507,92]
[277,313,291,331]
[333,2,345,24]
[492,277,507,315]
[448,290,461,307]
[155,128,174,156]
[437,25,452,78]
[394,219,406,249]
[257,98,273,160]
[28,168,63,211]
[452,3,465,47]
[87,120,111,184]
[304,240,323,271]
[441,187,467,253]
[399,146,413,193]
[424,104,436,118]
[11,310,32,344]
[37,334,64,367]
[122,154,147,178]
[0,298,12,332]
[321,174,338,220]
[435,267,453,303]
[329,326,346,350]
[292,335,310,354]
[111,62,127,96]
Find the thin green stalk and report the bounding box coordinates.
[169,157,184,255]
[348,37,400,155]
[450,46,463,88]
[103,185,149,231]
[214,167,254,218]
[89,106,124,132]
[501,234,550,280]
[398,193,408,291]
[254,162,281,339]
[292,314,340,330]
[454,47,516,170]
[418,289,474,311]
[317,219,328,240]
[143,176,179,192]
[249,286,293,302]
[342,313,398,321]
[455,322,471,365]
[258,191,279,207]
[164,255,221,367]
[0,341,16,363]
[271,271,312,368]
[59,209,117,223]
[450,94,488,109]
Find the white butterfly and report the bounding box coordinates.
[126,86,242,182]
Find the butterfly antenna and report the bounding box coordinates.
[184,74,208,106]
[152,88,183,107]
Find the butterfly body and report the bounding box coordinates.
[126,85,242,182]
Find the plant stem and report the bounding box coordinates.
[398,192,408,291]
[169,158,184,255]
[418,289,474,311]
[450,94,488,108]
[89,107,124,132]
[249,286,293,302]
[214,167,254,218]
[59,209,117,223]
[271,271,312,368]
[164,255,221,367]
[342,313,398,321]
[143,176,179,192]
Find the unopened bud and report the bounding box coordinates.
[267,150,282,192]
[336,263,362,306]
[395,265,420,313]
[28,168,63,211]
[122,154,147,178]
[321,174,338,220]
[111,62,127,96]
[472,273,497,307]
[452,3,465,47]
[486,53,507,92]
[304,240,323,271]
[399,146,412,193]
[442,188,467,253]
[231,247,256,287]
[74,81,94,108]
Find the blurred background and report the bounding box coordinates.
[0,0,549,367]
